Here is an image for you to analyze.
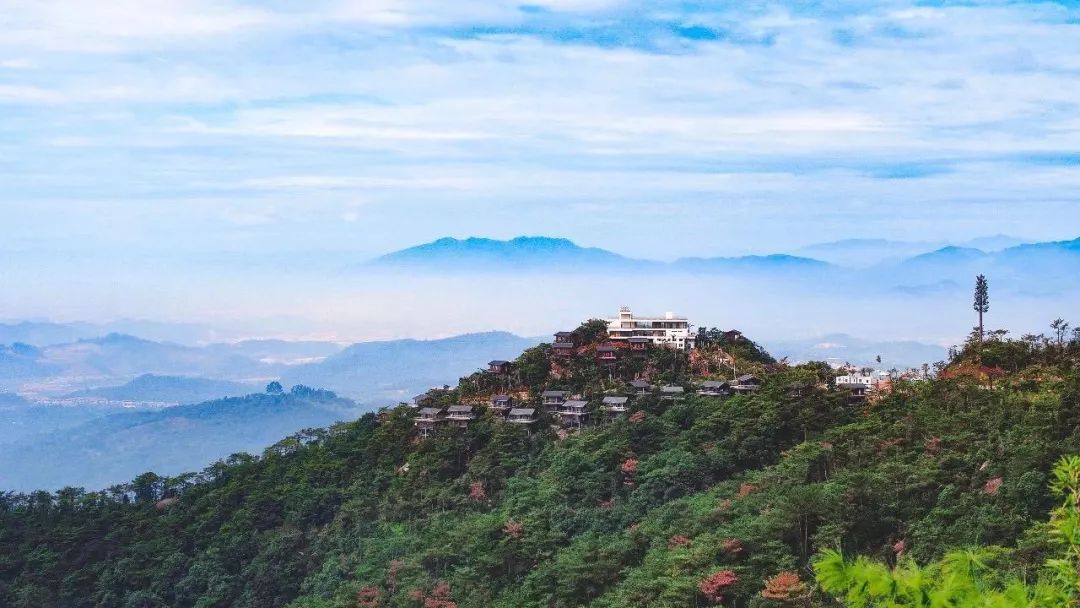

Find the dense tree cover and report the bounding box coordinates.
[1,323,1080,607]
[814,455,1080,607]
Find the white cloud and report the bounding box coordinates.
[1,0,1079,265]
[239,175,485,190]
[0,58,35,69]
[0,84,63,103]
[0,0,273,52]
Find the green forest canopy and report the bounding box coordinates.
[1,321,1079,607]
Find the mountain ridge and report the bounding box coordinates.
[370,236,832,273]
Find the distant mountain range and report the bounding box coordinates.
[796,235,1025,267]
[0,391,361,491]
[65,374,255,405]
[0,330,540,406]
[370,236,831,274]
[284,331,541,403]
[368,235,1080,293]
[0,319,227,347]
[0,331,541,490]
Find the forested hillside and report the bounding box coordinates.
[1,320,1079,607]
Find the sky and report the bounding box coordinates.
[1,0,1079,338]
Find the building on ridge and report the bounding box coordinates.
[606,306,695,351]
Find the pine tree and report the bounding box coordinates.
[974,275,989,353]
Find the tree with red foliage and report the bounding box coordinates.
[628,410,646,424]
[621,457,638,487]
[387,559,403,594]
[356,586,380,608]
[985,476,1003,495]
[424,581,457,608]
[468,481,487,503]
[503,519,524,539]
[668,534,690,549]
[699,569,738,604]
[760,571,808,604]
[721,538,743,556]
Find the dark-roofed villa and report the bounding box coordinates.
[629,380,653,395]
[445,405,477,428]
[552,342,576,357]
[508,408,538,427]
[488,360,512,374]
[554,331,575,345]
[732,374,762,394]
[559,400,589,428]
[602,396,629,414]
[697,380,731,397]
[414,407,445,439]
[491,394,513,412]
[542,390,568,407]
[660,385,685,400]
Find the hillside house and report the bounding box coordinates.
[836,371,891,394]
[491,394,513,412]
[629,380,653,395]
[414,407,446,439]
[542,390,568,407]
[697,380,730,397]
[788,382,809,398]
[660,385,685,400]
[846,384,869,401]
[560,400,589,428]
[732,374,762,394]
[552,342,576,357]
[607,306,696,351]
[488,360,512,374]
[508,407,538,427]
[602,396,629,414]
[554,331,576,345]
[596,344,618,362]
[445,405,477,428]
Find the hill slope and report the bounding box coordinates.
[0,325,1078,607]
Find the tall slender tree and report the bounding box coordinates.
[974,274,989,352]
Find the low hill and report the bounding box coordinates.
[65,374,256,405]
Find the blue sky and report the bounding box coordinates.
[1,1,1079,335]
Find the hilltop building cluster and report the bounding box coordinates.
[409,306,895,439]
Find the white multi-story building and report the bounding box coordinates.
[835,371,890,388]
[606,306,695,351]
